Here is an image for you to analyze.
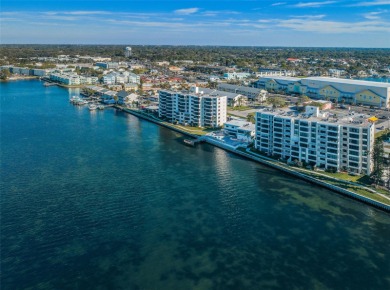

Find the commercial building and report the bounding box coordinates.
[255,106,375,175]
[95,62,119,69]
[159,88,227,128]
[255,76,390,108]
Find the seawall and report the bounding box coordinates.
[120,107,390,213]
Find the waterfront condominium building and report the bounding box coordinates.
[159,89,227,128]
[255,106,375,175]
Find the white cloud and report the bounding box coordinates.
[352,0,390,6]
[271,2,287,6]
[291,14,326,19]
[174,8,199,15]
[294,1,336,7]
[63,11,111,15]
[277,18,390,33]
[363,11,386,19]
[202,10,240,17]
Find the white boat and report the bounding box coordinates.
[97,105,105,110]
[89,104,97,111]
[70,96,81,103]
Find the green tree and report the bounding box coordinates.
[0,69,11,80]
[301,95,310,103]
[247,113,255,124]
[113,95,119,104]
[371,139,384,185]
[267,97,287,108]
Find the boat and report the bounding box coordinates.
[70,96,81,103]
[97,105,105,110]
[88,104,97,111]
[184,139,196,146]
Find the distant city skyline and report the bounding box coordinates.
[2,0,390,47]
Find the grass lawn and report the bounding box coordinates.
[375,129,390,140]
[242,148,390,205]
[319,171,366,183]
[228,106,252,111]
[172,124,215,135]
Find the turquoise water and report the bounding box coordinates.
[1,80,390,289]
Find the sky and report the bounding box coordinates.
[1,0,390,47]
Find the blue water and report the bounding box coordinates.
[358,77,390,83]
[1,80,390,290]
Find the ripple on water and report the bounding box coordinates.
[1,80,390,290]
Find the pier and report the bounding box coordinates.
[184,136,205,146]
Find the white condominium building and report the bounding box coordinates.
[102,72,140,85]
[159,89,227,128]
[255,106,375,175]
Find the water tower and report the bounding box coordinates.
[125,47,132,57]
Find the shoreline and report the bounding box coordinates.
[1,77,85,88]
[117,106,390,213]
[1,76,39,82]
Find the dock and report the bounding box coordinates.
[184,137,205,146]
[43,82,57,87]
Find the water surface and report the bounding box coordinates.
[1,80,390,289]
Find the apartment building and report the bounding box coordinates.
[159,89,227,128]
[49,73,97,85]
[255,76,390,108]
[223,72,251,80]
[50,72,81,85]
[217,83,267,101]
[189,86,245,107]
[255,106,375,175]
[256,68,296,77]
[102,72,140,85]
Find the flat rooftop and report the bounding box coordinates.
[258,76,302,82]
[225,119,255,130]
[257,106,375,128]
[304,77,390,88]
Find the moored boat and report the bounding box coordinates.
[69,95,80,103]
[89,104,97,111]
